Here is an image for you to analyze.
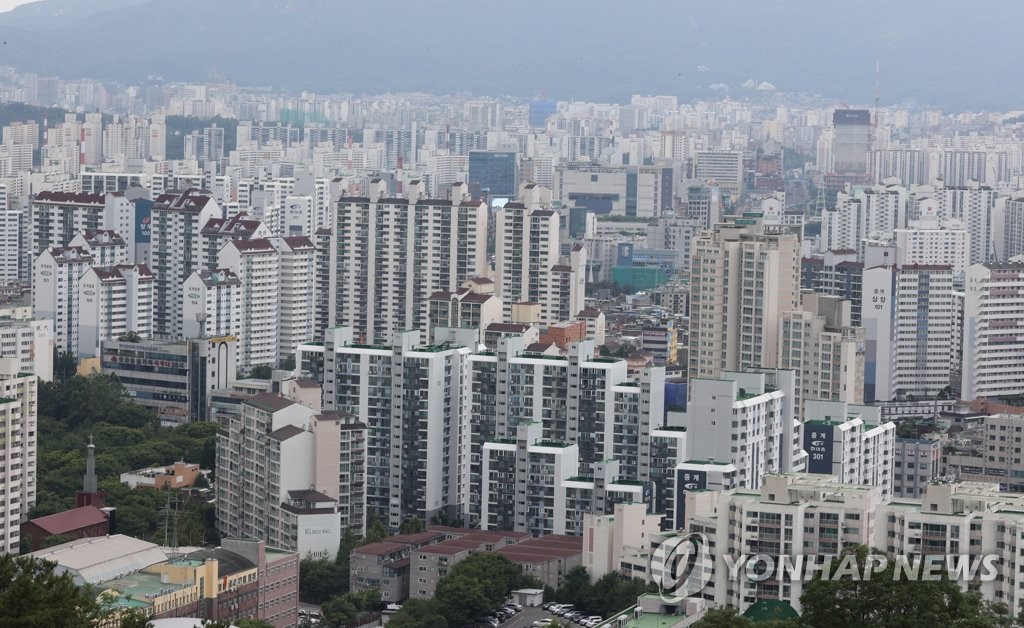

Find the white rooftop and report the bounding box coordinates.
[28,534,169,585]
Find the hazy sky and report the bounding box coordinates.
[0,0,33,11]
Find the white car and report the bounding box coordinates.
[532,620,553,627]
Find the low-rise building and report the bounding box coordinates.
[894,437,942,498]
[120,461,206,490]
[101,336,238,426]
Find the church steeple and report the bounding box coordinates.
[83,435,97,494]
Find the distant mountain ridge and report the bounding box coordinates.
[0,0,1020,111]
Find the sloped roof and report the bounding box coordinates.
[27,505,107,535]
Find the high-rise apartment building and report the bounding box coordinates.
[863,264,955,402]
[322,327,471,530]
[779,293,864,416]
[0,210,20,284]
[494,194,586,326]
[273,236,316,362]
[688,215,800,381]
[877,482,1024,619]
[67,229,129,267]
[673,370,805,489]
[329,181,487,344]
[911,182,997,265]
[801,250,864,326]
[962,262,1024,401]
[32,246,94,352]
[469,333,665,529]
[0,306,54,381]
[150,189,221,339]
[29,191,106,260]
[683,474,882,614]
[802,399,895,500]
[181,269,243,340]
[216,393,364,557]
[76,264,154,358]
[820,183,906,258]
[219,239,279,372]
[0,359,38,555]
[694,150,744,200]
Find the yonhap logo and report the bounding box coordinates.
[650,532,714,600]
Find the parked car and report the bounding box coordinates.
[532,620,554,627]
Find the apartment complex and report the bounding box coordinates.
[688,214,800,380]
[683,474,883,614]
[962,262,1024,401]
[0,360,37,555]
[329,181,487,344]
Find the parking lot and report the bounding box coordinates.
[501,606,555,628]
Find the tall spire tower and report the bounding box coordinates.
[75,436,105,508]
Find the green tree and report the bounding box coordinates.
[693,607,754,627]
[0,555,102,627]
[299,558,348,605]
[248,365,273,379]
[118,331,142,342]
[433,552,524,626]
[54,349,78,383]
[364,511,388,543]
[798,545,1012,627]
[398,517,424,535]
[386,599,447,628]
[321,589,380,627]
[553,565,590,605]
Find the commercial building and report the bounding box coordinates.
[801,250,864,326]
[694,150,744,200]
[329,181,487,344]
[100,336,237,426]
[0,359,37,555]
[29,535,299,627]
[552,164,665,217]
[962,262,1024,401]
[831,109,871,176]
[468,151,517,198]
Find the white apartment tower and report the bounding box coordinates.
[495,187,586,326]
[779,292,864,417]
[0,210,20,284]
[273,236,316,362]
[688,214,800,381]
[673,370,806,489]
[683,474,883,614]
[218,239,280,372]
[29,191,106,260]
[329,180,487,344]
[150,189,221,339]
[820,183,906,258]
[962,262,1024,401]
[322,327,472,530]
[181,268,243,340]
[910,182,997,265]
[0,360,38,555]
[863,264,955,402]
[76,264,154,358]
[32,246,94,353]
